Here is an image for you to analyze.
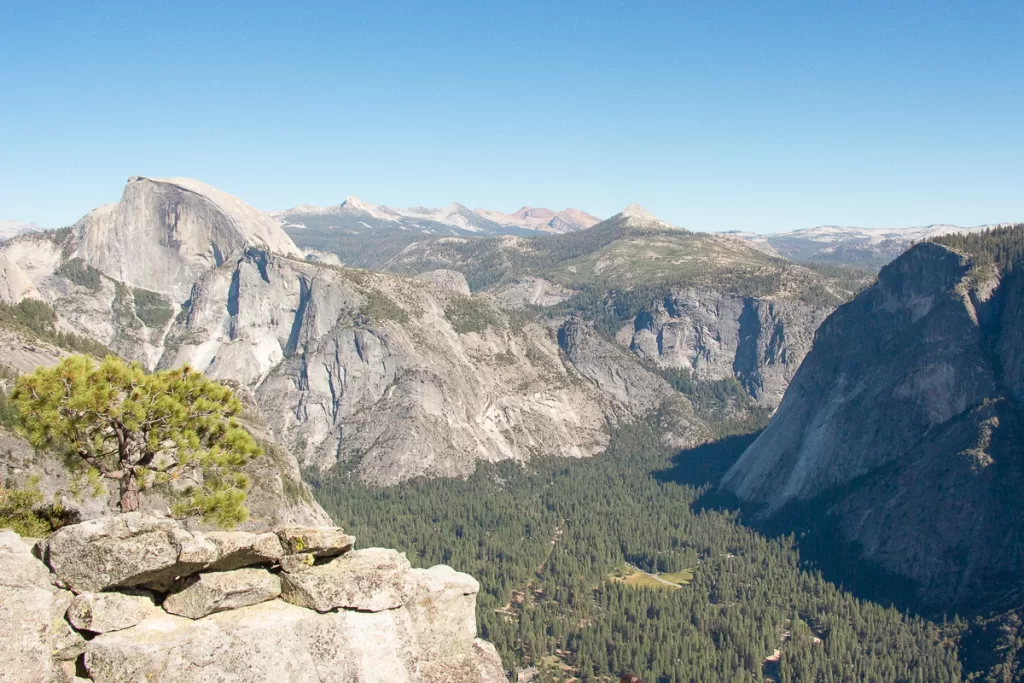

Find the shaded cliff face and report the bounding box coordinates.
[722,242,1024,606]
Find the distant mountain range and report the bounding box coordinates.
[732,223,1014,268]
[0,220,45,241]
[12,192,1017,271]
[271,197,601,236]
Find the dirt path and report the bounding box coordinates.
[636,569,683,588]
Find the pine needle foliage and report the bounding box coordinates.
[9,355,261,528]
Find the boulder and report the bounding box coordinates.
[0,530,57,683]
[204,531,284,571]
[41,515,286,594]
[67,591,158,634]
[41,514,210,593]
[281,548,410,613]
[162,569,281,619]
[275,526,354,558]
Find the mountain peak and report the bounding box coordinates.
[341,195,364,208]
[615,203,673,229]
[621,203,656,220]
[74,176,301,300]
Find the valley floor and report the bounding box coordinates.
[310,423,966,683]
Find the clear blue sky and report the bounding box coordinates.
[2,1,1022,233]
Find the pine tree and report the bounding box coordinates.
[11,355,261,527]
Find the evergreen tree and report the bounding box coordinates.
[11,355,261,527]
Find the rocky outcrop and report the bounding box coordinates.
[490,276,575,308]
[415,268,471,295]
[618,289,831,407]
[722,242,1024,606]
[0,514,506,682]
[0,252,40,303]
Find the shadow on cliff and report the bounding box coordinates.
[654,432,926,616]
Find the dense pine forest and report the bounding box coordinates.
[932,223,1024,272]
[311,423,965,682]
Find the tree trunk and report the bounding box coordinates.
[119,470,140,512]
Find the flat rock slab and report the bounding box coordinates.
[204,531,284,571]
[163,568,281,619]
[42,514,291,594]
[84,599,424,683]
[281,548,411,613]
[275,526,354,558]
[67,591,158,634]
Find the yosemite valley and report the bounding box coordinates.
[2,176,1023,682]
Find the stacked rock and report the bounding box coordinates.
[0,513,507,683]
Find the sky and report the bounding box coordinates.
[2,1,1023,233]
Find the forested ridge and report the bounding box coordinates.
[932,224,1024,272]
[311,423,965,682]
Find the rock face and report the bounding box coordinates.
[0,530,60,683]
[0,515,506,683]
[0,252,41,303]
[722,242,1024,606]
[159,251,619,483]
[74,176,301,301]
[621,289,831,407]
[0,177,721,488]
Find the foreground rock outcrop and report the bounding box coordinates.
[722,241,1024,606]
[0,514,506,682]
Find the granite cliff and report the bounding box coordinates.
[0,177,714,487]
[722,239,1024,606]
